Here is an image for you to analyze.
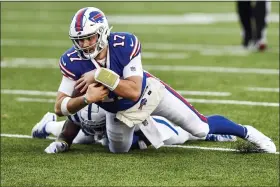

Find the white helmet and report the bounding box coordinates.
[69,7,112,59]
[79,104,106,136]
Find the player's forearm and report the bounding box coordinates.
[57,119,80,147]
[55,96,87,116]
[113,79,141,102]
[67,96,88,114]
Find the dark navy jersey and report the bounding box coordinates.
[59,32,146,113]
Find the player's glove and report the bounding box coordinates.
[44,141,69,154]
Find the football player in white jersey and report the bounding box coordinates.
[50,7,276,154]
[32,105,237,153]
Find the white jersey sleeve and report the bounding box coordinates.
[122,53,143,79]
[58,76,76,96]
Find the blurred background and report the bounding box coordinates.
[2,2,279,62]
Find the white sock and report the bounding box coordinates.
[45,121,65,137]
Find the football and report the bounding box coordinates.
[72,83,104,97]
[72,88,85,97]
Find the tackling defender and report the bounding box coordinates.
[32,105,237,153]
[49,7,276,154]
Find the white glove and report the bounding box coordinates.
[94,134,108,146]
[44,141,69,154]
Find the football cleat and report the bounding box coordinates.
[244,125,276,153]
[256,42,267,52]
[246,40,267,52]
[31,112,56,139]
[205,134,237,142]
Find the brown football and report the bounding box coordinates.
[72,89,85,98]
[71,83,104,98]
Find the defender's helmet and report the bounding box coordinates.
[69,7,112,59]
[80,104,106,136]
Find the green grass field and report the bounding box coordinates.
[1,2,279,186]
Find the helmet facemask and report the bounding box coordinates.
[80,119,106,137]
[69,25,112,60]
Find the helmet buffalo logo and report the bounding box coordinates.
[89,11,104,23]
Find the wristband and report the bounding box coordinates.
[61,97,72,116]
[83,95,89,105]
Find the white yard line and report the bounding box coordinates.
[17,97,55,103]
[1,133,278,154]
[145,65,279,75]
[164,145,279,155]
[3,12,279,24]
[1,89,57,96]
[246,87,279,93]
[1,58,278,75]
[144,43,279,54]
[1,39,70,48]
[1,133,56,140]
[109,13,280,24]
[177,90,231,96]
[187,98,279,107]
[1,89,230,97]
[2,23,279,36]
[15,97,279,107]
[2,39,279,55]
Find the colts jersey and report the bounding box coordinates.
[59,32,146,113]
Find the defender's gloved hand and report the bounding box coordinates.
[44,141,69,154]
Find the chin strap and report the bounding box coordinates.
[96,58,106,67]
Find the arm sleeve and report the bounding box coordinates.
[123,53,143,79]
[58,76,76,96]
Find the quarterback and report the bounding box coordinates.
[49,7,276,154]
